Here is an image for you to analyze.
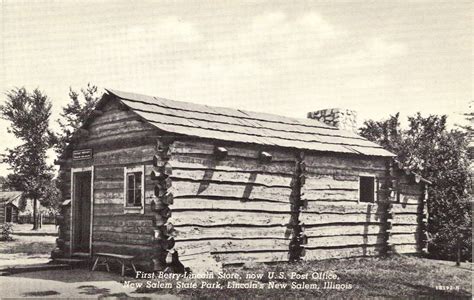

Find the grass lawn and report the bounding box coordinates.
[136,255,472,299]
[0,235,56,255]
[11,223,58,235]
[0,233,56,268]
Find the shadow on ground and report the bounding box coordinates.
[22,290,61,297]
[12,268,122,283]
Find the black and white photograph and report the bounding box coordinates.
[0,1,472,299]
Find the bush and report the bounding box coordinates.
[0,223,14,241]
[359,113,472,261]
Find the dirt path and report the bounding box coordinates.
[0,269,180,299]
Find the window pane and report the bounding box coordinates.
[127,174,135,205]
[359,176,375,202]
[127,190,134,205]
[125,171,143,207]
[135,188,142,206]
[135,172,142,190]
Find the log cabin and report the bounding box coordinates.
[51,89,430,272]
[0,191,21,223]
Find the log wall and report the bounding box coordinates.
[299,153,390,261]
[53,100,159,265]
[166,140,298,265]
[52,97,427,268]
[387,167,426,254]
[0,203,18,223]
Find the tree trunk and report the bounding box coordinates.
[32,197,38,230]
[456,235,461,267]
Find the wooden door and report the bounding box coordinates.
[5,206,12,223]
[73,171,92,253]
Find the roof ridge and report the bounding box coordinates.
[103,88,395,157]
[105,88,341,132]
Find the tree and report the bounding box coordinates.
[54,84,101,157]
[359,113,472,261]
[0,88,57,229]
[0,176,6,191]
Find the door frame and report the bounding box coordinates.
[70,166,94,256]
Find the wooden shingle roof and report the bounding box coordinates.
[105,89,394,157]
[0,191,22,208]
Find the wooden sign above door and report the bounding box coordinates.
[73,149,93,161]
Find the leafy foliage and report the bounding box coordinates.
[0,223,14,241]
[0,176,6,191]
[0,88,59,229]
[53,84,101,203]
[54,84,101,157]
[360,113,472,261]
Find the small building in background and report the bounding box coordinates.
[0,191,21,223]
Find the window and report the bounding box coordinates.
[359,176,376,203]
[126,172,142,206]
[124,166,145,212]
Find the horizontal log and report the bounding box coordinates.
[301,190,359,201]
[303,224,384,237]
[93,225,154,235]
[175,225,292,240]
[300,212,384,225]
[94,190,154,205]
[304,154,387,170]
[303,176,358,190]
[93,191,123,204]
[89,119,154,139]
[175,238,291,254]
[398,194,423,205]
[170,181,293,203]
[92,241,156,258]
[171,140,296,162]
[93,216,154,227]
[170,211,293,227]
[94,176,155,191]
[172,198,292,213]
[389,233,418,245]
[390,225,419,234]
[93,203,126,215]
[305,166,386,177]
[171,168,293,187]
[89,108,136,126]
[390,243,420,254]
[391,214,421,225]
[390,204,421,214]
[73,130,157,154]
[303,200,360,206]
[303,203,386,214]
[93,224,155,235]
[303,245,382,261]
[168,154,296,175]
[93,231,153,245]
[213,251,289,265]
[91,146,156,166]
[306,235,384,248]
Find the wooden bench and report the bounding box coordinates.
[91,253,137,277]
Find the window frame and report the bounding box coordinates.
[123,165,145,214]
[358,174,378,204]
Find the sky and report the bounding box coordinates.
[0,0,472,175]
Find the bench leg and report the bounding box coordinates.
[131,262,137,274]
[91,257,100,271]
[105,258,110,272]
[121,260,125,277]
